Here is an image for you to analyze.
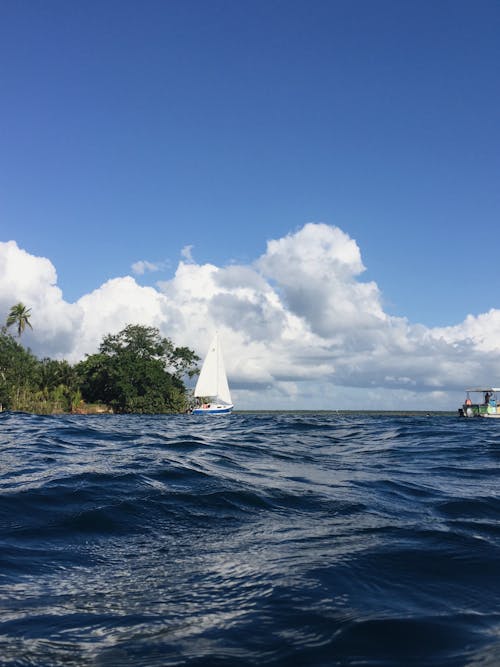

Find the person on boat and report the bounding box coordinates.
[484,392,491,405]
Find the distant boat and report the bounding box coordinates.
[192,333,233,415]
[458,387,500,418]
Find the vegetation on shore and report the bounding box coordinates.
[0,304,199,414]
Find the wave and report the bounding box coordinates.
[0,411,499,665]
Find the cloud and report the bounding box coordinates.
[72,277,173,363]
[431,309,500,354]
[0,241,82,357]
[257,223,386,336]
[131,260,167,275]
[180,245,195,263]
[1,227,500,409]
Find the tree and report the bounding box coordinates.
[0,331,38,409]
[35,358,79,411]
[98,324,200,377]
[6,303,33,338]
[76,325,199,413]
[37,358,77,395]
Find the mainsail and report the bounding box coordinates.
[194,333,232,405]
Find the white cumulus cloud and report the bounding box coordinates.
[257,223,386,336]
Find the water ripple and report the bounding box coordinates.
[0,411,499,665]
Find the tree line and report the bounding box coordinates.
[0,303,199,414]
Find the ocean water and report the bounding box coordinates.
[1,411,499,667]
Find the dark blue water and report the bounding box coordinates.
[1,411,499,666]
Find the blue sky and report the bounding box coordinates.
[1,1,499,409]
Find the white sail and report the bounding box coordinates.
[194,333,232,405]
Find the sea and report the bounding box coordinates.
[0,410,499,667]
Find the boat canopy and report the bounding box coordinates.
[465,388,500,393]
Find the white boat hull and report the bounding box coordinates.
[463,411,500,419]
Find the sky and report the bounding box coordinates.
[1,0,500,410]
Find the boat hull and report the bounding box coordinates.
[460,404,500,418]
[461,409,500,418]
[192,405,233,415]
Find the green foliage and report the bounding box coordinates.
[0,333,80,413]
[0,332,38,410]
[76,325,199,414]
[0,320,198,415]
[6,303,32,338]
[97,325,200,378]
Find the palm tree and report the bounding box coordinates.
[6,303,33,338]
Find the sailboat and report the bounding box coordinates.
[192,333,233,414]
